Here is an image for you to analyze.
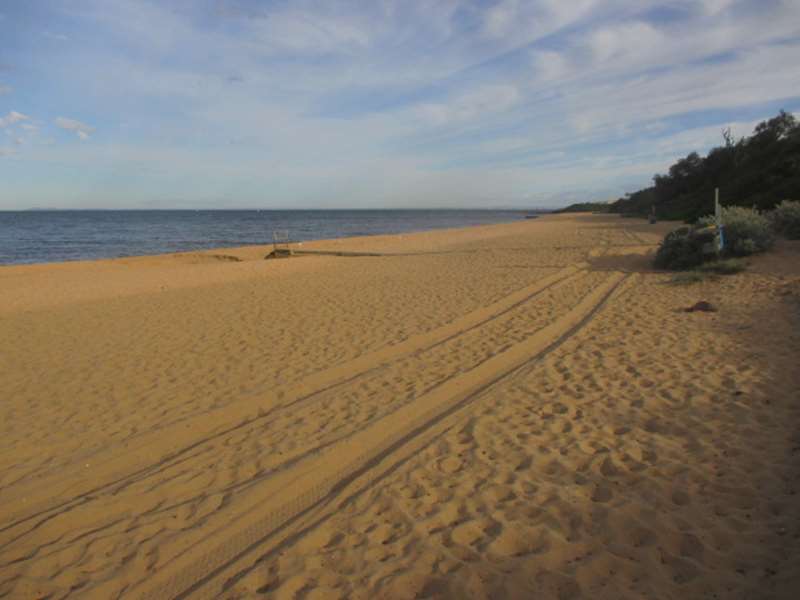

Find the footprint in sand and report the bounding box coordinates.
[367,523,397,546]
[659,550,699,584]
[671,489,690,506]
[438,456,463,474]
[381,572,444,600]
[297,526,344,552]
[599,457,619,478]
[273,575,315,600]
[435,503,464,528]
[451,522,485,547]
[591,484,613,503]
[628,525,657,548]
[483,485,515,504]
[488,527,546,557]
[305,586,346,600]
[678,533,705,561]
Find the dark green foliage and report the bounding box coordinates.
[668,271,706,285]
[696,258,747,274]
[612,187,656,218]
[769,200,800,239]
[610,110,800,222]
[653,226,717,270]
[697,206,774,256]
[667,259,746,284]
[555,202,611,213]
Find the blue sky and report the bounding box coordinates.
[1,0,799,209]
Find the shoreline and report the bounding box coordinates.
[0,208,535,269]
[0,214,582,314]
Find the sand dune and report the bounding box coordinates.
[1,214,798,599]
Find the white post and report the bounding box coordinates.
[715,188,724,252]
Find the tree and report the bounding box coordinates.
[609,109,800,221]
[752,110,797,142]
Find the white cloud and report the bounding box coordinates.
[526,0,800,90]
[5,0,800,209]
[418,85,521,126]
[532,50,569,82]
[566,42,800,135]
[587,21,664,64]
[484,0,598,43]
[701,0,736,16]
[247,9,370,55]
[43,31,70,41]
[0,111,28,128]
[55,116,95,140]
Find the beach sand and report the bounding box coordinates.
[1,214,799,599]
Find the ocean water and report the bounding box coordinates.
[0,209,535,265]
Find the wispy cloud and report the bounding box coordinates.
[0,0,798,208]
[42,31,69,41]
[418,85,521,126]
[54,117,95,140]
[0,111,28,128]
[0,84,11,95]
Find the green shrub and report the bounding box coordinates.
[654,226,717,270]
[696,258,747,275]
[668,271,707,285]
[667,259,747,284]
[697,206,774,257]
[769,200,800,240]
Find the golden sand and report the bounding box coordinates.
[1,214,799,599]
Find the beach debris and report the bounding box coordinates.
[684,300,717,313]
[264,248,293,259]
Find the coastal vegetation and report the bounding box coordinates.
[696,206,775,257]
[558,109,799,273]
[654,205,781,271]
[668,259,748,285]
[555,201,611,213]
[560,110,800,222]
[615,110,799,221]
[769,200,800,240]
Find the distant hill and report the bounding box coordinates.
[555,202,612,213]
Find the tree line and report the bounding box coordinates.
[558,110,800,222]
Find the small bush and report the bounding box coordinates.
[769,200,800,240]
[697,206,774,257]
[667,259,747,284]
[697,258,747,275]
[669,271,707,285]
[654,226,716,270]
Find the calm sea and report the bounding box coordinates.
[0,209,536,265]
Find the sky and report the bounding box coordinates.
[0,0,799,210]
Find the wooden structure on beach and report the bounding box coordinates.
[266,229,293,258]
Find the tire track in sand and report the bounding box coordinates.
[1,264,585,540]
[134,272,633,600]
